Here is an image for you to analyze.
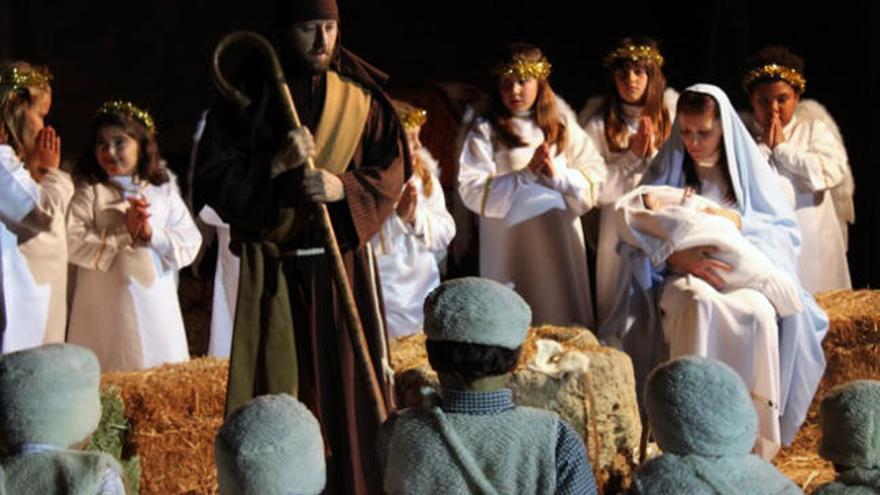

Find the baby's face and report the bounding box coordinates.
[643,193,673,211]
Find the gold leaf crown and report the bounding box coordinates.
[98,100,157,135]
[742,64,806,94]
[498,58,552,81]
[399,107,427,130]
[603,45,664,68]
[0,65,53,92]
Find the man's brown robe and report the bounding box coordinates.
[194,49,408,495]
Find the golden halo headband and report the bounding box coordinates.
[399,107,427,130]
[98,100,157,135]
[604,45,664,68]
[0,66,53,92]
[742,64,806,94]
[498,58,552,81]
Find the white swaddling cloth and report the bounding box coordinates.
[615,185,804,317]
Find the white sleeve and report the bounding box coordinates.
[549,118,605,214]
[149,185,203,272]
[582,117,646,205]
[412,174,456,252]
[35,169,74,215]
[772,119,849,192]
[66,185,134,272]
[0,148,39,223]
[457,120,537,218]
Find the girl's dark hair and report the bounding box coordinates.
[487,42,567,155]
[676,90,737,205]
[744,46,806,94]
[75,110,168,186]
[603,37,672,152]
[426,340,522,382]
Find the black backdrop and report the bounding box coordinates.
[3,0,877,287]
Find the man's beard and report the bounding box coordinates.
[292,51,334,76]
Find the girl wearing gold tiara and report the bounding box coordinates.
[370,101,455,338]
[67,101,202,372]
[0,61,72,352]
[578,37,677,325]
[458,43,605,329]
[740,46,852,293]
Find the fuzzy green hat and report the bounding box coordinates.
[819,380,880,468]
[423,277,531,350]
[646,356,758,456]
[215,394,325,495]
[0,344,101,453]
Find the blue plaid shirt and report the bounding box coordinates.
[441,388,599,495]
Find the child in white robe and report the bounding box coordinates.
[741,46,852,293]
[371,102,455,338]
[0,62,72,352]
[67,100,202,372]
[458,43,605,329]
[578,37,678,325]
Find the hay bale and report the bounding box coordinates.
[102,357,228,495]
[389,325,641,493]
[772,290,880,492]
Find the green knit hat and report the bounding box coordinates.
[819,380,880,468]
[423,277,531,350]
[646,356,758,456]
[0,344,101,453]
[215,394,325,495]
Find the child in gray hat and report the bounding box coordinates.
[814,380,880,494]
[377,277,597,494]
[631,356,800,494]
[0,344,125,494]
[215,394,325,495]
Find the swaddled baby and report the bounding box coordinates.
[615,185,803,317]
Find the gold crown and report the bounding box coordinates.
[98,100,157,135]
[603,45,664,68]
[499,58,552,81]
[0,65,53,92]
[399,107,427,130]
[742,64,806,94]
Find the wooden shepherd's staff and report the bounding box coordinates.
[211,30,388,424]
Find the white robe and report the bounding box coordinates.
[199,205,239,358]
[67,178,202,372]
[744,106,852,293]
[581,89,678,324]
[656,165,782,460]
[370,149,455,338]
[458,99,605,328]
[0,145,73,351]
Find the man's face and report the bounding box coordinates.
[287,20,338,73]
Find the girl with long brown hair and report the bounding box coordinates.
[458,43,605,329]
[579,37,677,324]
[0,61,72,351]
[67,101,202,372]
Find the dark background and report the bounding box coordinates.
[3,0,877,287]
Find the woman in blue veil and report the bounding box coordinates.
[599,83,828,459]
